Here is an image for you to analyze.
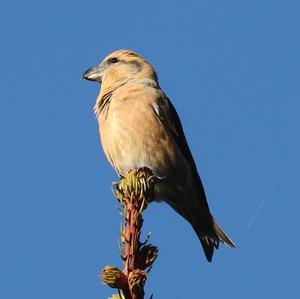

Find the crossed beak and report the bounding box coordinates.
[81,63,104,82]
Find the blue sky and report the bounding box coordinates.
[0,1,299,298]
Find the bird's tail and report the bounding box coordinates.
[197,217,235,262]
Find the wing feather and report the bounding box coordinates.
[152,95,210,211]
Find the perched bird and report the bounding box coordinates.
[82,50,235,261]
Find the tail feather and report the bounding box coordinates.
[212,217,235,248]
[197,217,235,262]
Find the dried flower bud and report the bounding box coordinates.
[115,169,155,210]
[100,266,127,289]
[128,269,147,289]
[136,245,159,270]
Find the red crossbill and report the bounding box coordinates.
[82,50,235,261]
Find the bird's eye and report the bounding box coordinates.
[110,57,119,64]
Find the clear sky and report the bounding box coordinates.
[0,1,299,298]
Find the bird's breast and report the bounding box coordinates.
[97,92,182,178]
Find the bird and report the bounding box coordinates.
[82,49,235,261]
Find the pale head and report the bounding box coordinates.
[82,50,158,87]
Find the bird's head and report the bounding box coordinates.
[82,50,158,88]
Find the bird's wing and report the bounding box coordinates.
[152,93,235,261]
[152,94,210,210]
